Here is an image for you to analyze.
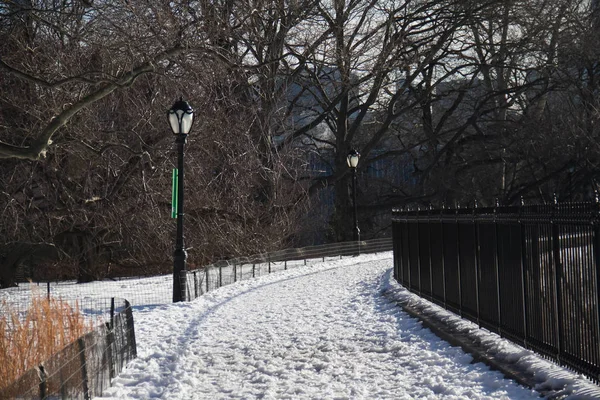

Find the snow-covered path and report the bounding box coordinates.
[99,253,541,399]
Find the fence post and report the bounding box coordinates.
[416,206,422,294]
[594,193,600,365]
[494,199,502,334]
[206,267,209,293]
[78,337,90,400]
[125,301,137,359]
[392,210,400,282]
[38,365,47,399]
[194,271,198,299]
[406,208,412,290]
[185,271,190,301]
[105,322,115,380]
[440,204,447,308]
[519,196,529,347]
[220,266,223,287]
[428,205,434,298]
[552,195,564,363]
[392,210,404,283]
[110,297,115,331]
[456,202,463,317]
[234,264,237,283]
[474,200,481,327]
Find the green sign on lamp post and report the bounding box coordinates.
[171,168,178,219]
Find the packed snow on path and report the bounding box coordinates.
[97,253,594,399]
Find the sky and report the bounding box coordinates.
[89,252,600,399]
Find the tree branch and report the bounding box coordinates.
[0,46,184,161]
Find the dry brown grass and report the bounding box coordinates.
[0,293,96,391]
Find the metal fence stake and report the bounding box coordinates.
[78,337,90,400]
[38,365,47,399]
[474,210,481,327]
[519,202,529,348]
[552,202,564,363]
[106,322,116,380]
[110,298,115,330]
[206,268,209,293]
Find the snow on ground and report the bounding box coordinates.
[382,267,600,399]
[97,252,554,399]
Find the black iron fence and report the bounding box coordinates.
[0,298,136,399]
[392,201,600,383]
[182,238,393,301]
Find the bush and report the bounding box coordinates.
[0,294,96,391]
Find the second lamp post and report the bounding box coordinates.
[347,149,360,242]
[168,98,194,303]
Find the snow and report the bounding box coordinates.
[4,251,599,398]
[90,252,600,400]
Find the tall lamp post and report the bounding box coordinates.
[168,98,194,302]
[347,149,360,243]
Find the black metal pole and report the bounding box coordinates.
[173,134,187,302]
[352,167,360,242]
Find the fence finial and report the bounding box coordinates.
[474,199,478,208]
[553,193,558,205]
[595,191,599,204]
[520,196,525,206]
[495,197,500,208]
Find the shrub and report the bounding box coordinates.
[0,294,96,391]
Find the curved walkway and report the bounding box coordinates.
[98,254,540,399]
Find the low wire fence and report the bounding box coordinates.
[0,298,136,399]
[182,238,393,301]
[0,237,392,397]
[2,240,393,310]
[0,275,173,314]
[392,200,600,383]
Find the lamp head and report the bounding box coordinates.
[347,149,360,168]
[168,98,194,135]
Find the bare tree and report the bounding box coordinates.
[0,0,309,285]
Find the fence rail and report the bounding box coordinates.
[0,298,136,399]
[392,201,600,383]
[182,238,393,301]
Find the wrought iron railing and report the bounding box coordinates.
[392,200,600,383]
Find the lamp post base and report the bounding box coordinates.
[173,248,187,302]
